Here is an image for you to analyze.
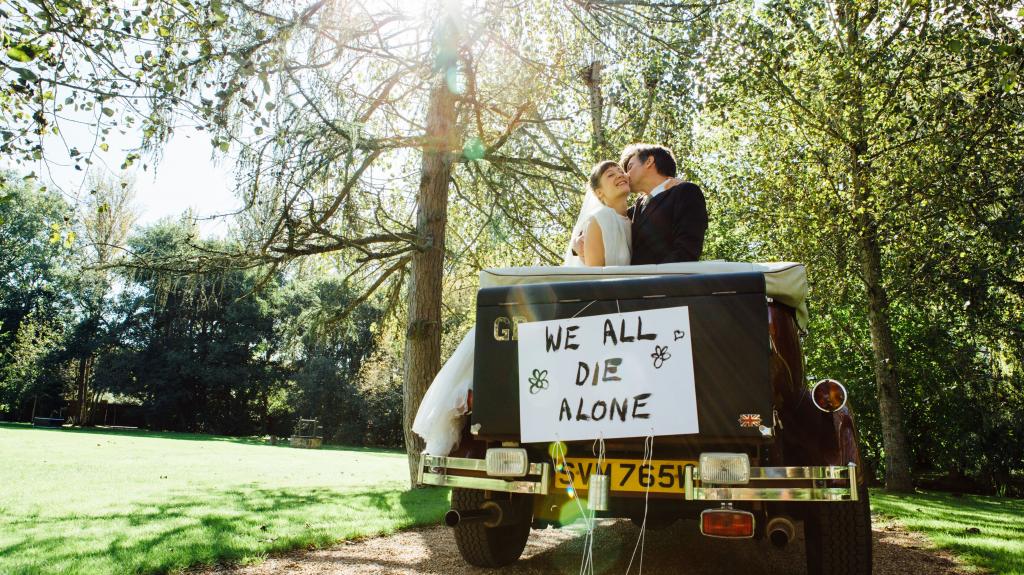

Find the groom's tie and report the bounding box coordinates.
[632,196,647,223]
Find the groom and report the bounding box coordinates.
[621,144,707,264]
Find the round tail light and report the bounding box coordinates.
[812,379,847,412]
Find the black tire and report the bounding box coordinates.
[805,490,872,575]
[451,488,532,568]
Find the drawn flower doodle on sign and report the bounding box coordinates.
[651,345,672,369]
[528,369,550,394]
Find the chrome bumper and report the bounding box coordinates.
[687,463,859,501]
[418,455,858,501]
[419,454,551,495]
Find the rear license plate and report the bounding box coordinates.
[554,457,696,494]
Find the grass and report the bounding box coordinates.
[872,489,1024,575]
[5,424,1022,575]
[0,423,450,575]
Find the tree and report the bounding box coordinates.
[277,276,384,443]
[0,310,65,420]
[698,0,1023,490]
[103,220,281,432]
[0,173,75,419]
[403,72,458,477]
[65,173,138,425]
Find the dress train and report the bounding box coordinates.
[411,327,475,455]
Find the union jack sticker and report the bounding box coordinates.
[739,414,762,428]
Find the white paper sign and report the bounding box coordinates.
[516,306,698,443]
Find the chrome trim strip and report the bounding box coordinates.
[684,464,854,501]
[422,454,483,472]
[418,455,550,495]
[684,464,694,501]
[420,457,852,501]
[748,466,851,480]
[420,472,549,494]
[849,463,858,502]
[421,454,545,477]
[694,487,853,501]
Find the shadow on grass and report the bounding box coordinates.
[0,422,403,455]
[872,489,1024,574]
[0,483,450,575]
[873,490,1024,532]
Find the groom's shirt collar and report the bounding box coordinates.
[648,178,674,200]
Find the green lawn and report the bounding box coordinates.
[0,424,449,575]
[872,489,1024,575]
[6,425,1022,575]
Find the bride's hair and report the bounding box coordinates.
[588,160,620,193]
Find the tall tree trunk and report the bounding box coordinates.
[842,3,915,488]
[76,355,92,426]
[403,77,457,486]
[851,145,914,492]
[856,225,914,491]
[583,60,607,161]
[633,74,660,142]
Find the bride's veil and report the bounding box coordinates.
[563,187,604,266]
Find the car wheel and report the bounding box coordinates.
[451,488,532,567]
[804,490,872,575]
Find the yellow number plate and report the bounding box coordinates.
[554,458,696,494]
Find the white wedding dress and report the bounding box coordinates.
[412,206,631,455]
[582,206,632,267]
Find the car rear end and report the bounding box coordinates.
[419,267,868,574]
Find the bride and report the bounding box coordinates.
[412,160,633,454]
[564,160,632,267]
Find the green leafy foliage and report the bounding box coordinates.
[1,0,1021,495]
[0,174,76,417]
[0,207,403,445]
[694,0,1024,490]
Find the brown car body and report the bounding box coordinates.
[421,274,872,575]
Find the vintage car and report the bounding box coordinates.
[418,262,871,575]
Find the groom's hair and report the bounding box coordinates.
[620,144,677,177]
[588,160,620,191]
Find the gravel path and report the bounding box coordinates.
[204,515,976,575]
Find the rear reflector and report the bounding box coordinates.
[700,508,755,538]
[812,379,848,412]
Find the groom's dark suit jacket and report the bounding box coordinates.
[628,182,708,265]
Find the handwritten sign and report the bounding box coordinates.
[516,307,698,443]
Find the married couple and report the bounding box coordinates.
[412,143,708,455]
[564,143,708,268]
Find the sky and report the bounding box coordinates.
[6,121,239,238]
[0,0,456,241]
[127,131,238,234]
